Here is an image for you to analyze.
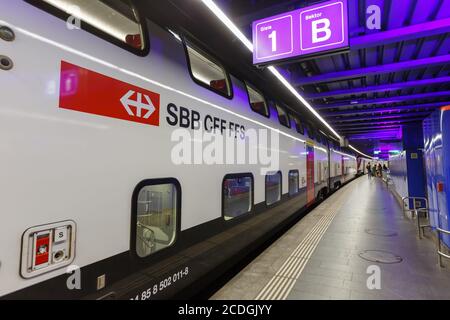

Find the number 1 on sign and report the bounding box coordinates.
[268,30,277,52]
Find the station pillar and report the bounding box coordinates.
[402,123,427,208]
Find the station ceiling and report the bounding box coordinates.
[143,0,450,158]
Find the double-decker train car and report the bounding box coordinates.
[357,157,372,175]
[0,0,358,299]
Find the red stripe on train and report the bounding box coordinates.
[59,61,160,126]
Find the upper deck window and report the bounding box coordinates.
[35,0,148,55]
[305,123,315,140]
[245,83,269,117]
[292,115,304,135]
[185,42,232,98]
[276,104,290,128]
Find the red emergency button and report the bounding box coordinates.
[437,181,444,193]
[35,234,50,266]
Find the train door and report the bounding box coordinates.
[318,161,322,183]
[327,147,331,190]
[306,143,315,205]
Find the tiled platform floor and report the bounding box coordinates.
[211,176,450,300]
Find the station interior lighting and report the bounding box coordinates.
[201,0,374,160]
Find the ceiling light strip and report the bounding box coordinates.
[201,0,377,159]
[349,145,374,159]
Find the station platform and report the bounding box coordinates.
[211,177,450,300]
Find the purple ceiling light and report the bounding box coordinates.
[334,117,425,127]
[340,124,405,131]
[348,130,403,140]
[315,91,450,109]
[344,127,402,134]
[328,111,432,122]
[308,76,450,100]
[321,102,450,116]
[293,54,450,86]
[350,18,450,50]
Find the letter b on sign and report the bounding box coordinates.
[312,18,331,43]
[299,0,348,55]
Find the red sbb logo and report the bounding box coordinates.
[59,61,160,126]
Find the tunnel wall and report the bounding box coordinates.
[423,107,450,246]
[388,123,427,209]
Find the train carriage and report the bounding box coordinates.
[0,0,358,299]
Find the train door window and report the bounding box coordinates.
[319,134,325,145]
[276,104,290,128]
[317,133,322,144]
[134,180,179,258]
[305,123,314,139]
[319,132,324,144]
[185,41,232,98]
[289,170,299,196]
[222,174,253,220]
[245,83,269,117]
[292,115,304,135]
[266,172,282,205]
[313,129,320,143]
[32,0,148,55]
[318,162,323,182]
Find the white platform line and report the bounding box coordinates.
[255,185,353,300]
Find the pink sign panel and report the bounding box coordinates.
[253,0,349,65]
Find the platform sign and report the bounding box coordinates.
[252,0,349,65]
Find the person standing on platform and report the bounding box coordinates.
[366,162,372,179]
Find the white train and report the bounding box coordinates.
[0,0,358,299]
[357,157,373,175]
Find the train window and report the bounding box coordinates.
[276,104,291,128]
[289,170,299,196]
[315,129,321,143]
[292,115,304,135]
[133,180,179,258]
[31,0,149,55]
[245,83,269,117]
[316,132,322,144]
[222,174,253,220]
[266,171,282,205]
[321,135,329,146]
[185,41,232,98]
[305,123,315,140]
